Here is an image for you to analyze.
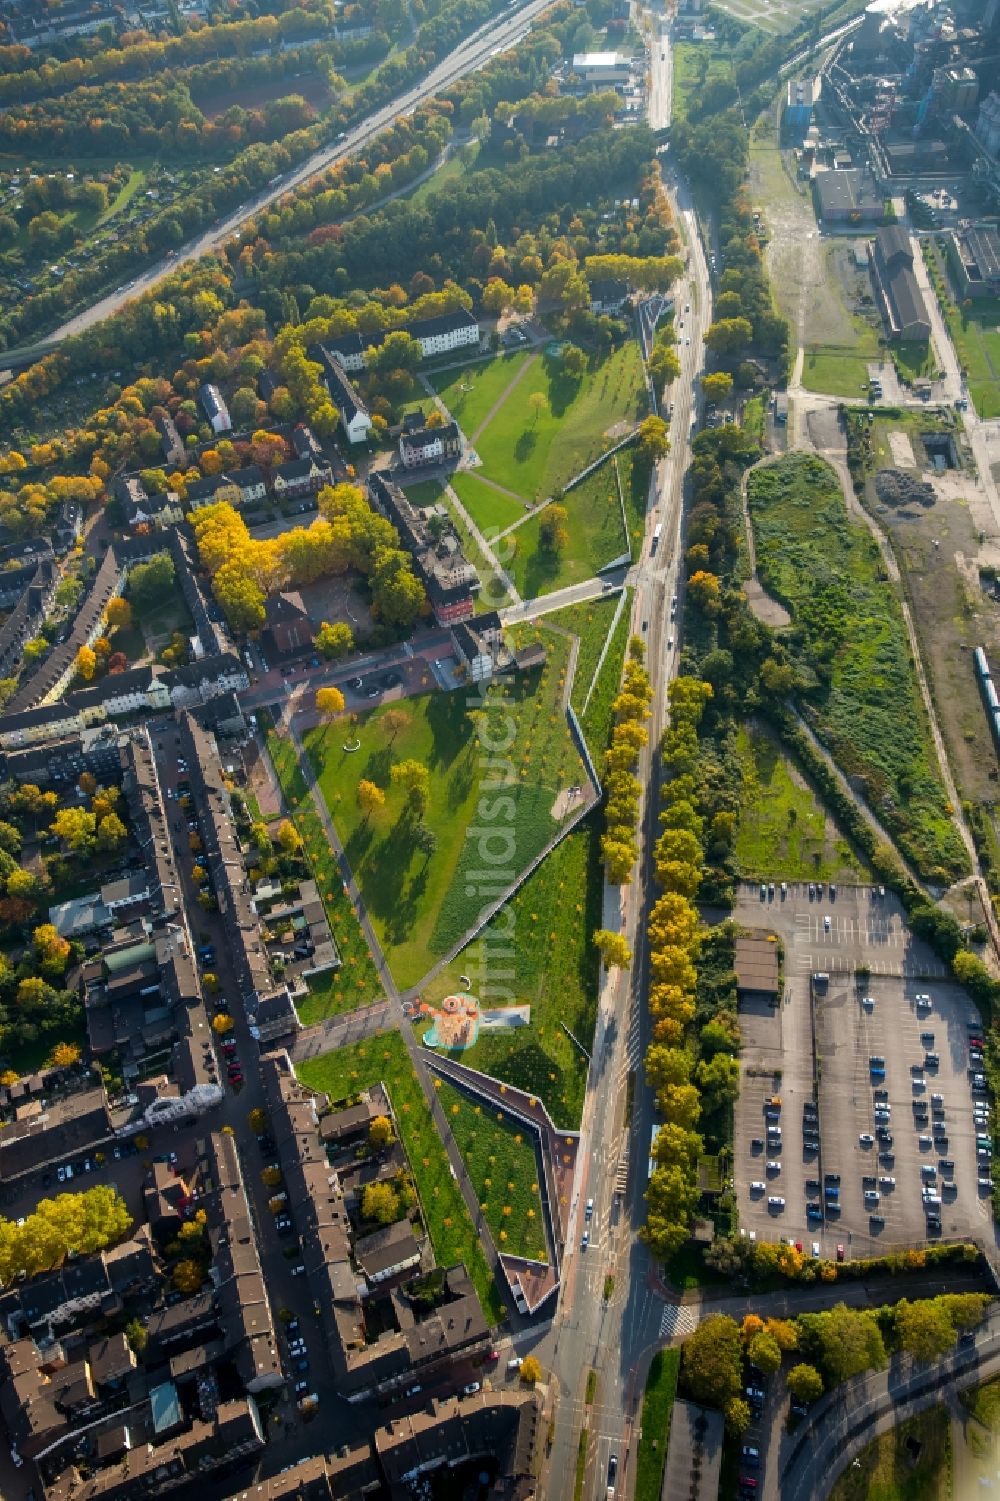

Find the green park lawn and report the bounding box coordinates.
[829,1406,951,1501]
[434,343,645,508]
[436,1079,547,1262]
[923,240,1000,418]
[265,718,384,1012]
[507,446,648,600]
[432,351,530,437]
[450,471,526,534]
[296,1034,503,1322]
[635,1349,681,1501]
[418,816,602,1126]
[549,588,634,763]
[304,629,586,989]
[748,452,967,883]
[734,722,869,883]
[671,42,734,118]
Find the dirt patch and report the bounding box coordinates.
[298,575,373,636]
[550,785,587,821]
[805,407,843,451]
[197,73,332,119]
[888,430,915,468]
[245,735,286,822]
[744,577,791,627]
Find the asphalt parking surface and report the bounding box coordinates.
[734,883,993,1259]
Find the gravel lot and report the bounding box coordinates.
[734,882,993,1260]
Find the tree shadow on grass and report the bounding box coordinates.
[423,690,473,772]
[514,428,538,465]
[520,541,563,600]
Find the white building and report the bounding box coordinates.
[572,52,631,85]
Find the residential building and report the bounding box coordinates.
[398,418,462,468]
[354,1221,422,1284]
[315,310,480,373]
[263,591,313,655]
[272,456,332,501]
[948,223,1000,299]
[259,1051,490,1399]
[199,383,231,435]
[369,471,478,625]
[451,611,507,682]
[812,169,887,225]
[313,349,373,444]
[0,553,57,679]
[869,225,931,342]
[588,277,629,313]
[156,413,186,467]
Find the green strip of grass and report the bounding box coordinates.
[436,1079,547,1262]
[635,1348,681,1501]
[297,1033,503,1323]
[574,1428,589,1501]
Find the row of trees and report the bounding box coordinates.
[600,641,651,883]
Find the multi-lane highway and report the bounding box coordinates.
[539,21,713,1496]
[6,0,554,361]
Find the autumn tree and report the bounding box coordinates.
[315,620,355,659]
[47,1041,81,1068]
[357,779,385,821]
[390,759,430,815]
[637,414,669,462]
[786,1364,824,1403]
[212,1013,234,1035]
[894,1299,957,1362]
[681,1315,743,1408]
[519,1355,542,1385]
[275,819,301,854]
[105,597,133,630]
[527,390,550,425]
[539,503,569,553]
[75,645,97,681]
[172,1259,205,1294]
[315,686,345,720]
[369,1115,394,1149]
[593,929,632,969]
[701,372,734,401]
[50,806,97,853]
[362,1181,402,1225]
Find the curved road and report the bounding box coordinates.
[780,1308,1000,1501]
[9,0,552,358]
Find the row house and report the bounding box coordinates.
[315,308,481,374]
[398,416,462,469]
[273,455,332,500]
[311,346,373,444]
[198,383,231,436]
[0,553,57,679]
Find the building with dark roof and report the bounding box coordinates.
[312,348,373,445]
[869,225,931,342]
[948,223,1000,300]
[398,418,462,469]
[0,553,57,678]
[812,169,887,225]
[588,277,629,313]
[272,456,333,501]
[314,309,480,374]
[264,591,313,656]
[369,470,477,625]
[199,383,231,435]
[734,933,780,1003]
[374,1390,540,1495]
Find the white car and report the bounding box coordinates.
[864,1189,880,1204]
[811,1240,821,1256]
[767,1196,785,1210]
[766,1160,781,1174]
[463,1382,481,1396]
[57,1165,66,1182]
[859,1133,874,1147]
[879,1176,896,1189]
[824,915,831,930]
[750,1181,766,1194]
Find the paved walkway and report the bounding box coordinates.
[289,1000,392,1061]
[442,478,522,606]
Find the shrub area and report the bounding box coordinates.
[748,452,966,883]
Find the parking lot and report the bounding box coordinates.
[733,882,993,1258]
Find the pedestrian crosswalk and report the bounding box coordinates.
[658,1302,698,1339]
